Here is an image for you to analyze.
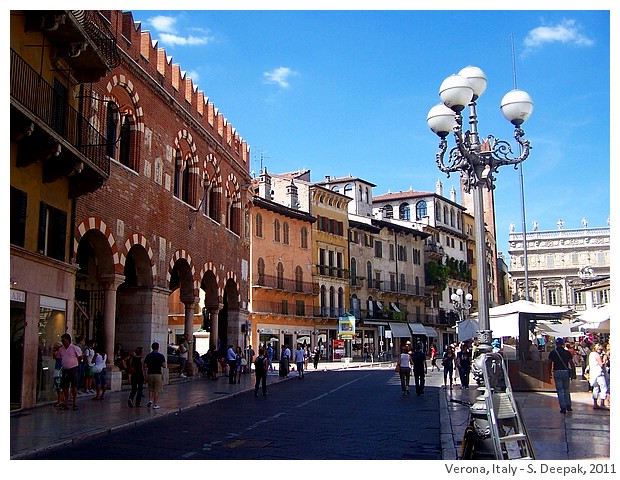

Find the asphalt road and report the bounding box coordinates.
[33,369,442,460]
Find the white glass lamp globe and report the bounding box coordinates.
[458,66,487,99]
[451,293,459,302]
[500,89,534,126]
[439,74,474,113]
[456,288,464,296]
[427,103,457,138]
[465,293,473,301]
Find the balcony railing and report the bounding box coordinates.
[10,49,109,176]
[251,301,312,317]
[253,274,313,294]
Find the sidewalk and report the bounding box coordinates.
[10,362,610,460]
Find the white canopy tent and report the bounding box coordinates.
[457,318,479,342]
[469,300,572,355]
[578,303,612,333]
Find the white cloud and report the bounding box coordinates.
[524,19,594,50]
[149,15,177,34]
[147,15,212,47]
[263,67,298,88]
[159,33,209,46]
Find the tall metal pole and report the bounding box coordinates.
[472,171,492,350]
[512,34,531,301]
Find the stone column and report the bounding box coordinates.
[184,300,196,376]
[208,304,222,352]
[101,273,124,391]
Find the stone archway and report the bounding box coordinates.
[220,277,241,349]
[199,268,220,351]
[74,222,120,358]
[116,242,156,355]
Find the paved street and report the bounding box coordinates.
[30,368,443,460]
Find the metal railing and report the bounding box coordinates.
[253,274,313,294]
[10,49,110,175]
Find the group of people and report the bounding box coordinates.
[52,334,108,411]
[549,337,611,414]
[439,341,473,390]
[396,342,428,396]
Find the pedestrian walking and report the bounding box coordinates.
[91,344,107,401]
[144,342,166,409]
[313,346,320,369]
[548,337,574,414]
[396,345,412,395]
[254,348,269,397]
[456,342,472,389]
[83,339,96,394]
[235,346,244,384]
[411,343,428,395]
[578,341,592,379]
[51,342,65,408]
[57,333,82,410]
[267,344,274,371]
[294,343,305,379]
[430,344,438,372]
[442,345,456,389]
[226,344,237,384]
[588,343,609,410]
[127,346,145,408]
[178,333,190,378]
[280,344,291,378]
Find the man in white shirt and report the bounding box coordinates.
[294,344,305,379]
[57,333,83,410]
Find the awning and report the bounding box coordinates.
[362,320,389,326]
[389,322,411,338]
[377,301,383,310]
[390,303,401,312]
[424,326,438,337]
[408,323,428,335]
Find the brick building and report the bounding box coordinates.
[10,10,252,408]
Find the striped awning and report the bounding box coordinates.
[389,322,412,338]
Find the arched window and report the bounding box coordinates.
[283,222,290,245]
[182,159,191,204]
[119,114,132,168]
[443,205,449,224]
[450,208,455,227]
[338,287,344,316]
[228,202,240,234]
[274,219,281,242]
[350,257,357,285]
[256,213,263,237]
[257,257,265,285]
[365,188,370,203]
[295,266,303,292]
[320,285,327,317]
[331,186,340,193]
[344,183,353,198]
[399,203,410,220]
[300,226,308,248]
[384,205,393,219]
[105,103,117,159]
[366,261,373,289]
[208,183,220,223]
[416,200,427,220]
[400,273,406,291]
[436,203,442,221]
[277,262,284,289]
[415,276,420,295]
[329,286,336,317]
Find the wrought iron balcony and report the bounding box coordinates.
[10,49,109,197]
[252,274,314,294]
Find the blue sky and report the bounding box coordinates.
[129,4,612,259]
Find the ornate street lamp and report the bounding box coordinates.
[428,66,533,459]
[427,65,533,355]
[451,288,473,323]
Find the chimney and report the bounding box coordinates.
[258,167,271,200]
[286,179,299,210]
[436,179,443,197]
